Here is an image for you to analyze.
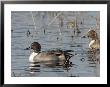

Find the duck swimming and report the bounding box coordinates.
[87,29,100,50]
[29,42,73,66]
[87,29,100,62]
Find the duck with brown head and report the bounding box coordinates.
[29,42,73,66]
[87,29,100,63]
[87,29,100,50]
[31,42,41,53]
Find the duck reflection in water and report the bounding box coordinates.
[29,42,73,73]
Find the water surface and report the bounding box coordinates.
[11,11,100,77]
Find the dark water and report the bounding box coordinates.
[11,11,100,77]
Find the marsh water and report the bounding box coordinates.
[11,11,100,77]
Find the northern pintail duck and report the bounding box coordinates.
[87,29,100,50]
[29,42,73,65]
[87,29,100,62]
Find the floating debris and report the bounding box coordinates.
[80,58,85,62]
[82,36,86,38]
[27,30,31,37]
[44,29,45,34]
[71,35,74,39]
[57,37,59,40]
[75,53,77,55]
[77,44,82,47]
[24,47,30,50]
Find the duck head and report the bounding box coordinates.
[87,30,98,40]
[31,42,41,53]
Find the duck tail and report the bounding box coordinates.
[64,51,74,60]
